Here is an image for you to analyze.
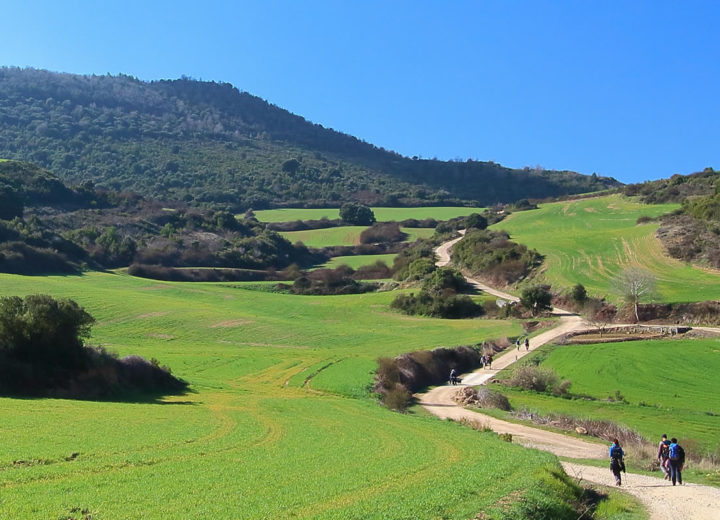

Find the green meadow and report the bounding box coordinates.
[282,226,434,248]
[495,339,720,452]
[317,253,397,271]
[0,272,591,519]
[491,194,720,303]
[254,206,482,223]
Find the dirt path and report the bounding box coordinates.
[420,234,720,519]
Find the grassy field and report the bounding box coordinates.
[254,206,483,223]
[494,338,720,453]
[282,226,434,248]
[491,194,720,303]
[0,272,592,519]
[317,253,397,270]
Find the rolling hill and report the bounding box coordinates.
[0,67,620,209]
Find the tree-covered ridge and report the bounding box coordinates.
[0,67,620,209]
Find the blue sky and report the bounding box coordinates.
[1,0,719,184]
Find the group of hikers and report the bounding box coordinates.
[515,337,530,351]
[448,353,496,385]
[609,434,686,486]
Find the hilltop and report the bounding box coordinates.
[0,67,619,209]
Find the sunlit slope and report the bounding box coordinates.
[0,273,582,519]
[492,194,720,303]
[498,339,720,451]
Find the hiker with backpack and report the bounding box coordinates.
[449,368,460,385]
[668,437,685,485]
[657,433,671,480]
[524,338,529,351]
[609,438,626,486]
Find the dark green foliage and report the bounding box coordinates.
[0,294,93,369]
[391,291,482,319]
[0,68,620,208]
[464,212,488,230]
[624,167,718,204]
[422,267,468,295]
[339,202,376,225]
[520,285,553,315]
[0,184,23,219]
[0,294,186,398]
[571,283,587,304]
[452,229,543,285]
[359,221,404,243]
[391,239,436,280]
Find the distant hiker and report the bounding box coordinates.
[449,368,459,385]
[657,433,671,480]
[524,338,530,351]
[486,354,493,369]
[609,438,626,486]
[516,339,521,351]
[480,354,486,368]
[668,437,685,486]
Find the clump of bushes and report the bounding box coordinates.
[375,344,483,411]
[390,267,482,318]
[0,294,186,399]
[503,365,571,396]
[452,229,543,286]
[454,386,511,411]
[291,266,378,295]
[359,222,406,244]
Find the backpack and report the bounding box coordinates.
[610,445,623,459]
[669,443,684,461]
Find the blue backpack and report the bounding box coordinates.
[669,443,684,461]
[610,445,623,459]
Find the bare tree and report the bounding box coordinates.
[614,267,657,322]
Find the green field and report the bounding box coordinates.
[491,194,720,303]
[254,206,483,223]
[317,253,397,270]
[495,338,720,452]
[0,272,591,519]
[283,226,434,248]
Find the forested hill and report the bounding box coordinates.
[0,67,620,209]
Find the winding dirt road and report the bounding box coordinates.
[419,233,720,519]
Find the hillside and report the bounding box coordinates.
[0,67,620,209]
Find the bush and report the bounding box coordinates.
[0,295,186,398]
[359,222,405,244]
[520,285,553,315]
[390,291,483,318]
[504,365,570,395]
[339,203,376,225]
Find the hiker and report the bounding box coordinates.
[516,339,521,351]
[486,354,492,369]
[668,437,685,486]
[524,338,529,351]
[657,434,671,480]
[449,368,459,385]
[480,354,487,368]
[609,438,626,486]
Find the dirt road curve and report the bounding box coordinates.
[562,462,720,520]
[421,234,720,519]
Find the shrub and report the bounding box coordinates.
[0,295,185,398]
[520,285,553,315]
[339,203,376,225]
[504,365,566,394]
[359,222,405,244]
